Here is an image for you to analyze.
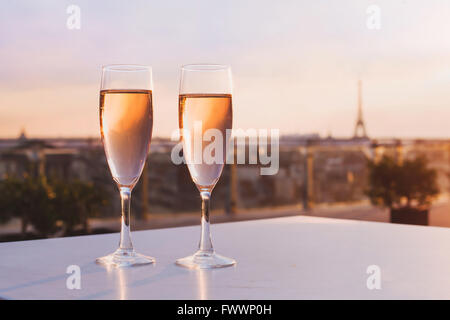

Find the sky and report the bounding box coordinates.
[1,0,450,139]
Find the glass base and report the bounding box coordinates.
[176,251,236,269]
[96,248,155,268]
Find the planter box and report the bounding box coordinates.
[390,207,429,226]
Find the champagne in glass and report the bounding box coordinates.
[96,65,155,268]
[179,94,232,188]
[176,64,236,269]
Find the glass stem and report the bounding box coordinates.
[119,187,133,251]
[199,191,214,253]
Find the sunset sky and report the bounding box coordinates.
[1,0,450,138]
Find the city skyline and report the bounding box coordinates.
[1,1,450,139]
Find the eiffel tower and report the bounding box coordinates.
[353,80,368,138]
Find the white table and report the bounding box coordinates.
[0,216,449,299]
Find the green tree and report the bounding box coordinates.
[0,175,109,238]
[23,175,59,237]
[366,155,439,210]
[0,174,58,237]
[0,175,20,225]
[52,179,108,235]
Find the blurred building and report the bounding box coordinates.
[0,130,449,217]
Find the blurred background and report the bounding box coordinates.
[1,0,450,241]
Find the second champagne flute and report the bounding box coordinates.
[96,64,155,267]
[176,64,236,269]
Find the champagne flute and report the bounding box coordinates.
[176,64,236,269]
[96,64,155,267]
